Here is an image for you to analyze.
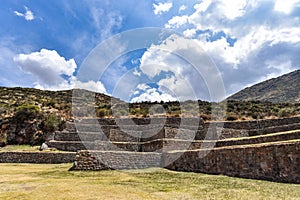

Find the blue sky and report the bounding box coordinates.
[1,0,300,102]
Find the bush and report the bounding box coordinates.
[42,114,62,132]
[226,113,238,121]
[278,108,294,118]
[96,108,109,118]
[14,104,40,122]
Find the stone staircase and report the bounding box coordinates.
[47,117,300,151]
[45,116,300,173]
[43,116,300,183]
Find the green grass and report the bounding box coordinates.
[0,145,63,152]
[0,164,299,200]
[0,145,40,152]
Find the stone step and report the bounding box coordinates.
[54,131,108,142]
[143,129,300,152]
[108,128,165,142]
[71,150,162,170]
[248,123,300,136]
[46,140,94,152]
[218,129,300,147]
[94,141,140,152]
[46,129,300,153]
[65,122,165,132]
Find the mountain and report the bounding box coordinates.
[227,70,300,103]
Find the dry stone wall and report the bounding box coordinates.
[164,141,300,184]
[49,116,300,183]
[71,141,300,183]
[0,151,76,164]
[71,150,162,170]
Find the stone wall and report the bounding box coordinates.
[164,141,300,184]
[71,150,162,170]
[62,116,300,144]
[71,141,300,183]
[0,151,76,164]
[75,116,300,129]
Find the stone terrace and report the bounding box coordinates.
[45,116,300,183]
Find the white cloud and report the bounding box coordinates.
[14,49,76,86]
[73,80,107,93]
[165,15,189,28]
[136,83,150,91]
[157,76,195,101]
[138,35,224,101]
[14,6,35,21]
[179,5,187,12]
[274,0,300,14]
[216,0,248,20]
[183,29,197,38]
[196,26,300,68]
[13,49,107,93]
[90,6,123,39]
[162,1,300,98]
[153,2,173,15]
[194,0,212,13]
[264,60,295,80]
[133,68,141,76]
[131,87,176,102]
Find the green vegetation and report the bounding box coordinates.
[0,145,40,152]
[0,87,299,146]
[0,164,299,200]
[13,104,41,122]
[41,114,63,133]
[227,69,300,103]
[0,87,299,122]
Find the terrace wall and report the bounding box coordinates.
[164,141,300,184]
[0,151,76,164]
[72,141,300,183]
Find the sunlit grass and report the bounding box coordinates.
[0,163,299,200]
[0,145,40,152]
[0,145,62,152]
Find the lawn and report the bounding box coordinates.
[0,163,299,200]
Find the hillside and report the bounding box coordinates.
[227,70,300,103]
[0,86,299,146]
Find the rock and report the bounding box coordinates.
[0,142,5,147]
[39,143,48,151]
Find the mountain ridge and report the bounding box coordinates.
[227,69,300,103]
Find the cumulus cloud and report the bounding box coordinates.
[179,5,187,12]
[14,6,35,21]
[165,15,189,28]
[131,84,176,103]
[153,2,173,15]
[194,0,212,13]
[73,80,107,93]
[14,49,76,86]
[13,49,107,93]
[133,68,141,76]
[138,35,224,101]
[163,0,300,97]
[274,0,300,14]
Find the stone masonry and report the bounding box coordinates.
[45,116,300,183]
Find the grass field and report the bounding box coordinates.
[0,164,299,200]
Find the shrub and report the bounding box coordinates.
[226,113,238,121]
[42,114,62,132]
[278,108,294,118]
[14,104,40,122]
[97,108,109,118]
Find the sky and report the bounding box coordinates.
[1,0,300,102]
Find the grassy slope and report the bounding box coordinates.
[227,69,300,103]
[0,164,299,200]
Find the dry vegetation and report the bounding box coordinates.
[0,163,299,200]
[0,87,299,146]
